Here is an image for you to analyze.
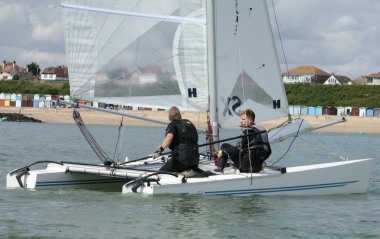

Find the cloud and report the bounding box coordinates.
[269,0,380,78]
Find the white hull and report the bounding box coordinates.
[122,158,374,196]
[6,162,160,190]
[7,158,373,196]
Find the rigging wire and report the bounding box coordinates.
[113,117,124,162]
[271,119,304,166]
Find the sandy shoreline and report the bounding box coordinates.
[1,106,379,134]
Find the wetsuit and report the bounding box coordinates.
[159,119,199,172]
[220,124,271,172]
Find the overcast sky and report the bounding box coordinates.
[1,0,379,79]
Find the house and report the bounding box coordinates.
[41,65,69,81]
[282,65,330,84]
[323,73,351,85]
[0,60,33,80]
[352,73,380,85]
[366,72,380,85]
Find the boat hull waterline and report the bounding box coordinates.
[7,158,373,196]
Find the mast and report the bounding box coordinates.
[206,0,219,150]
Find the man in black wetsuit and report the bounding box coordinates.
[152,106,199,172]
[213,109,271,174]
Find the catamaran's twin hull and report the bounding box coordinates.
[7,158,373,196]
[123,158,374,196]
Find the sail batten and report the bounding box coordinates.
[61,3,206,26]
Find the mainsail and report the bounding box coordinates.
[61,0,289,129]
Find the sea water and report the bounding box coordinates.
[0,122,379,238]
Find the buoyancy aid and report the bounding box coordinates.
[172,119,199,167]
[239,124,271,159]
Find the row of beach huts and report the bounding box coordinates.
[1,93,379,117]
[0,93,70,108]
[289,105,380,117]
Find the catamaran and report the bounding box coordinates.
[7,0,373,195]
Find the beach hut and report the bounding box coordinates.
[359,107,366,117]
[337,107,344,116]
[39,95,46,108]
[51,100,57,107]
[323,106,337,115]
[351,107,359,116]
[5,93,11,100]
[292,105,300,115]
[10,93,16,101]
[366,108,374,117]
[27,100,33,107]
[86,101,92,106]
[15,94,22,107]
[0,100,4,106]
[315,106,323,115]
[79,100,86,106]
[22,94,28,101]
[344,106,352,116]
[0,93,4,100]
[289,106,294,114]
[93,102,99,108]
[4,99,10,107]
[308,107,316,115]
[374,108,380,117]
[10,100,16,107]
[98,102,106,109]
[300,106,308,115]
[44,95,51,108]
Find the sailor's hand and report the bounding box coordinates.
[152,146,164,159]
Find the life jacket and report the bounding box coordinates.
[172,119,199,167]
[240,125,271,159]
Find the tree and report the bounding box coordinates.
[27,62,41,76]
[12,74,19,80]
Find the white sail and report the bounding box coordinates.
[61,0,289,126]
[214,0,289,128]
[61,0,208,111]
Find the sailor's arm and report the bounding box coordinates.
[159,133,174,150]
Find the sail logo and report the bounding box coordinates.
[273,100,281,109]
[188,88,197,98]
[221,96,242,116]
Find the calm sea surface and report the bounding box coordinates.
[1,122,379,239]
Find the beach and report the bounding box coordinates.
[1,106,379,134]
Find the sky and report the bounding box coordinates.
[0,0,379,79]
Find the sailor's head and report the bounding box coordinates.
[168,106,181,121]
[240,109,255,127]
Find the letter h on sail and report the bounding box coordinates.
[273,100,281,109]
[188,88,197,98]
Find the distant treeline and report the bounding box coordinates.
[285,84,380,108]
[0,80,70,96]
[1,80,380,108]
